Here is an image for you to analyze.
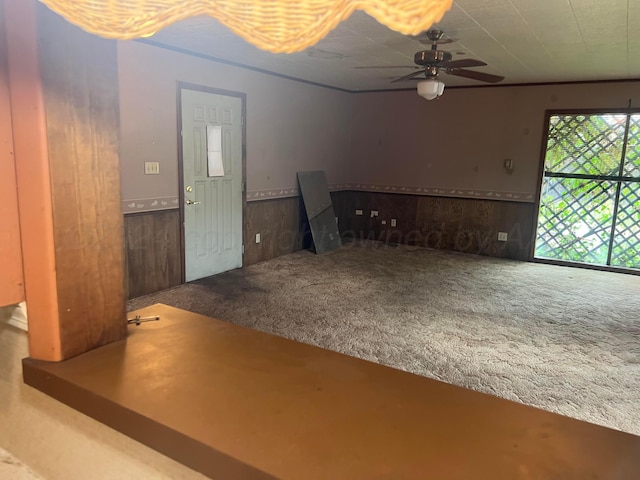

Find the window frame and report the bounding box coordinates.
[531,108,640,275]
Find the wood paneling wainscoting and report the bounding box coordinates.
[244,192,354,266]
[244,196,311,266]
[339,191,536,261]
[125,192,534,298]
[125,197,313,298]
[124,210,182,299]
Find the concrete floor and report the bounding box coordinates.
[0,448,40,479]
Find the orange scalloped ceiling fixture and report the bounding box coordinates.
[38,0,454,53]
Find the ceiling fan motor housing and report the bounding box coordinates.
[415,50,452,66]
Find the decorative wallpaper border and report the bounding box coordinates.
[247,184,535,203]
[122,196,179,214]
[246,187,300,201]
[123,184,535,213]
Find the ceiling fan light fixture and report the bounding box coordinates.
[417,79,445,100]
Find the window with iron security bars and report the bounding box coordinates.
[535,112,640,270]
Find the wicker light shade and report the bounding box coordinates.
[39,0,453,53]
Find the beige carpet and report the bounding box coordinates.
[128,240,640,436]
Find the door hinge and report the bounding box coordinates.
[241,181,245,193]
[242,245,245,255]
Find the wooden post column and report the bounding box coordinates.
[0,0,24,307]
[4,0,127,360]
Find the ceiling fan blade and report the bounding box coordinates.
[442,58,486,69]
[446,68,505,83]
[354,65,421,69]
[390,70,426,83]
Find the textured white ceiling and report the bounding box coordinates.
[147,0,639,91]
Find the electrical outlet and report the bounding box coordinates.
[144,161,160,175]
[255,233,261,244]
[504,158,513,170]
[391,219,397,227]
[355,209,363,216]
[381,220,387,225]
[371,210,379,218]
[498,232,508,242]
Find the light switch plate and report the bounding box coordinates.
[498,232,508,241]
[144,162,160,175]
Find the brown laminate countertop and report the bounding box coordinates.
[23,304,640,479]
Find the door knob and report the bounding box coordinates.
[185,199,201,205]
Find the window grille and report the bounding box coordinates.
[535,113,640,270]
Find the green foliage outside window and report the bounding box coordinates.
[535,113,640,269]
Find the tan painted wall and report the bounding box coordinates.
[0,313,209,479]
[118,42,640,210]
[118,41,352,206]
[350,82,640,198]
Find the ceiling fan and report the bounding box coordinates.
[357,29,505,100]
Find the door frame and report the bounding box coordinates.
[530,107,640,276]
[176,81,247,283]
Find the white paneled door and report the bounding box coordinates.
[181,88,243,282]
